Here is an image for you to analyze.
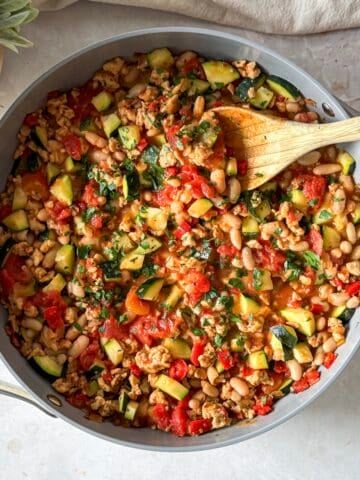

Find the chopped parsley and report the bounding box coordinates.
[203,288,219,302]
[318,210,332,221]
[229,278,244,290]
[252,268,263,290]
[82,207,97,223]
[303,250,320,270]
[308,198,318,207]
[99,307,109,319]
[192,327,205,336]
[284,250,302,281]
[77,245,91,259]
[214,334,225,347]
[219,295,234,311]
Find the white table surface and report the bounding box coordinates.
[1,3,360,479]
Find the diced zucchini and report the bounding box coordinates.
[155,374,189,401]
[163,338,191,359]
[50,175,73,206]
[32,355,62,378]
[313,207,333,225]
[247,350,268,369]
[279,378,293,394]
[119,125,140,150]
[330,305,355,324]
[250,86,274,109]
[80,116,96,133]
[13,280,36,298]
[226,157,238,176]
[215,359,225,373]
[333,214,347,234]
[150,133,166,147]
[351,204,360,225]
[123,171,140,200]
[102,113,121,138]
[31,126,48,148]
[253,269,273,291]
[233,294,261,315]
[0,238,15,267]
[280,308,315,336]
[147,48,174,69]
[118,391,130,413]
[85,361,105,380]
[46,163,60,183]
[120,250,145,271]
[187,79,210,96]
[91,91,113,112]
[266,75,302,100]
[2,210,29,231]
[228,332,245,352]
[270,325,298,349]
[110,231,134,254]
[188,198,213,218]
[124,400,139,421]
[101,261,121,282]
[134,235,162,255]
[322,225,340,251]
[235,74,266,101]
[104,338,124,366]
[293,343,313,364]
[55,244,75,275]
[87,380,99,397]
[337,150,356,175]
[290,189,308,211]
[43,273,66,292]
[163,284,183,309]
[64,156,82,174]
[145,207,168,232]
[202,61,240,89]
[255,200,272,221]
[260,181,277,193]
[241,216,259,238]
[136,277,164,300]
[12,186,27,210]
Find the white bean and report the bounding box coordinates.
[346,223,357,244]
[313,164,341,175]
[230,377,249,396]
[230,228,242,250]
[328,292,350,306]
[228,178,241,203]
[68,335,89,358]
[322,337,337,353]
[242,247,255,271]
[207,366,219,385]
[297,151,321,166]
[286,359,303,381]
[210,169,226,194]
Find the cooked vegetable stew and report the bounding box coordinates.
[1,48,359,436]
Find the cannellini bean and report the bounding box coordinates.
[346,260,360,276]
[322,337,337,353]
[242,246,255,271]
[192,390,206,402]
[230,228,242,250]
[22,318,43,332]
[84,132,107,148]
[68,335,89,358]
[313,347,324,366]
[297,151,321,166]
[346,296,360,309]
[65,314,86,340]
[220,213,241,231]
[127,83,147,98]
[340,241,352,254]
[340,174,355,193]
[286,359,302,381]
[328,292,350,306]
[289,241,309,252]
[228,178,241,203]
[210,169,226,194]
[346,223,357,244]
[351,245,360,260]
[316,316,327,331]
[331,188,346,214]
[193,96,205,118]
[313,163,341,175]
[207,366,219,385]
[230,377,249,396]
[201,381,219,397]
[189,398,200,410]
[286,101,301,114]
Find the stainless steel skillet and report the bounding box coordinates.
[0,27,359,451]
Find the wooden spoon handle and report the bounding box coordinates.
[307,116,360,149]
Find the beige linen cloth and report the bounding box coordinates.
[33,0,360,35]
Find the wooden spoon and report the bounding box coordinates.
[214,106,360,190]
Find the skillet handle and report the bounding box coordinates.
[0,380,56,418]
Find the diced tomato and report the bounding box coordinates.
[185,269,211,304]
[308,228,323,256]
[130,314,179,346]
[345,281,360,297]
[302,175,326,208]
[129,363,143,377]
[323,352,337,369]
[262,372,284,394]
[82,181,101,207]
[205,132,226,170]
[169,359,188,381]
[125,287,150,316]
[49,200,72,223]
[179,104,192,122]
[32,290,67,311]
[273,361,288,374]
[177,394,191,410]
[217,348,235,370]
[171,406,188,437]
[0,269,15,298]
[21,171,49,201]
[24,113,38,128]
[292,377,310,394]
[90,214,103,230]
[67,83,101,121]
[63,134,82,160]
[67,392,89,409]
[43,305,64,330]
[253,401,273,416]
[241,365,254,377]
[304,369,321,385]
[2,253,32,284]
[217,244,238,257]
[174,221,192,239]
[79,342,100,371]
[137,137,149,152]
[0,204,12,222]
[100,316,129,342]
[190,340,205,366]
[153,184,178,207]
[152,403,171,431]
[255,240,285,272]
[237,159,248,176]
[212,100,224,108]
[181,57,205,79]
[102,371,113,383]
[311,303,324,314]
[188,418,212,436]
[166,124,184,150]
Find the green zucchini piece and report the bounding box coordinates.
[147,48,174,69]
[32,355,63,378]
[26,151,40,172]
[293,342,313,364]
[330,305,355,324]
[270,325,298,348]
[253,269,273,291]
[280,308,315,336]
[100,261,121,282]
[31,126,48,148]
[91,91,113,112]
[235,74,266,101]
[46,163,60,183]
[110,231,134,254]
[124,400,139,421]
[322,225,340,251]
[228,332,245,352]
[119,125,140,150]
[290,189,308,211]
[87,380,99,397]
[279,378,293,394]
[163,338,191,359]
[241,216,259,238]
[134,235,162,255]
[202,61,240,89]
[13,280,36,298]
[266,75,302,100]
[188,198,213,218]
[351,204,360,224]
[226,157,238,176]
[85,360,105,380]
[249,86,274,109]
[104,338,124,366]
[123,171,140,200]
[255,200,271,221]
[2,210,29,231]
[151,133,166,147]
[155,374,189,400]
[120,250,145,270]
[43,273,66,292]
[260,181,277,193]
[118,391,130,413]
[247,350,268,369]
[55,244,75,275]
[234,294,261,315]
[337,150,356,175]
[187,79,210,96]
[136,277,164,300]
[102,113,121,138]
[145,207,169,232]
[163,284,183,310]
[50,175,73,206]
[80,116,96,133]
[313,207,333,225]
[64,156,82,174]
[12,186,27,210]
[0,238,15,267]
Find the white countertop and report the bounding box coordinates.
[1,3,360,478]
